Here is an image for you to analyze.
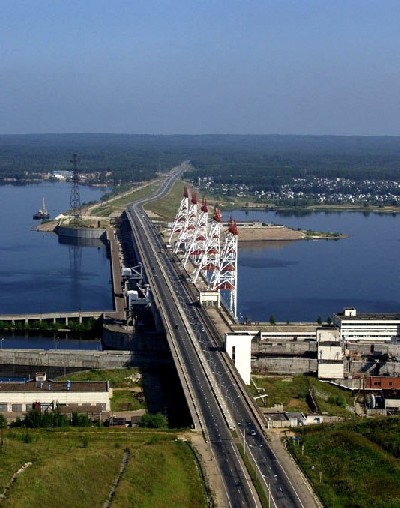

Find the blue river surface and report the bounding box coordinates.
[2,182,400,333]
[233,209,400,323]
[0,182,113,318]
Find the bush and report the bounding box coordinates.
[139,413,168,429]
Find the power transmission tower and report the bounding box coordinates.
[70,153,81,223]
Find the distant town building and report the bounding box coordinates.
[52,170,72,180]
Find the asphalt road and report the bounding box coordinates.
[127,203,258,507]
[125,163,319,508]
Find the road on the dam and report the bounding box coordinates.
[126,163,320,508]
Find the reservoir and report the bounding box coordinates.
[2,182,400,327]
[0,182,113,315]
[235,209,400,323]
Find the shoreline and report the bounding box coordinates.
[237,224,346,242]
[236,204,400,214]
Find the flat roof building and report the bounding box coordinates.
[0,376,111,421]
[333,307,400,343]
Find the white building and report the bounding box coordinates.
[0,375,111,420]
[225,332,256,384]
[333,307,400,342]
[316,327,344,379]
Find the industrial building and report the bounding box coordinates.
[333,307,400,342]
[0,372,111,422]
[226,308,400,385]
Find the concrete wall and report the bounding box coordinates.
[254,341,316,356]
[252,357,317,375]
[56,225,106,240]
[0,350,147,370]
[318,363,344,379]
[318,344,342,361]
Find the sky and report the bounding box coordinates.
[1,0,400,136]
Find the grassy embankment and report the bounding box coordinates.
[0,429,206,508]
[287,417,400,508]
[0,369,206,507]
[143,178,192,221]
[87,180,161,217]
[251,374,355,417]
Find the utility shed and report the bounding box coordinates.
[382,389,400,411]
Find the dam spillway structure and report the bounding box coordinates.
[183,197,209,269]
[210,217,238,320]
[168,186,190,244]
[169,186,238,320]
[193,206,221,283]
[174,191,198,254]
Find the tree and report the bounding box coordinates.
[269,315,276,325]
[327,316,332,326]
[317,315,323,325]
[139,413,168,429]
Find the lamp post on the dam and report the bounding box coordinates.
[0,338,4,349]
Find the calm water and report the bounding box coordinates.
[0,182,113,315]
[235,210,400,323]
[0,335,102,351]
[2,183,399,327]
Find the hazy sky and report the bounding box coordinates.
[2,1,400,135]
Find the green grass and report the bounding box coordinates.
[144,179,190,221]
[237,443,268,507]
[113,438,206,508]
[58,368,142,388]
[111,390,145,412]
[89,181,161,217]
[58,369,146,412]
[288,418,400,508]
[0,429,206,508]
[251,375,354,416]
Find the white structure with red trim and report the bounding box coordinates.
[168,186,190,244]
[211,217,238,319]
[174,191,198,254]
[193,207,222,283]
[184,197,209,268]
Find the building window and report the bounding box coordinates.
[232,345,236,363]
[12,404,23,412]
[0,403,8,412]
[374,382,381,386]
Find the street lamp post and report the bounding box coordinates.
[0,338,4,350]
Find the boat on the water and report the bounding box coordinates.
[33,196,50,220]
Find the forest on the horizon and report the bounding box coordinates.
[1,133,400,184]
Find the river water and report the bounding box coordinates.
[234,209,400,323]
[2,183,399,330]
[0,182,113,316]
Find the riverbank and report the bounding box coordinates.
[238,203,400,214]
[237,223,345,242]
